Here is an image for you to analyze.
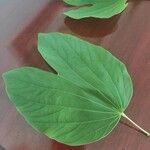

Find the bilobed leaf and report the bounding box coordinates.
[64,0,128,19]
[3,33,133,146]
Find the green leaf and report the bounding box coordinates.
[3,33,133,146]
[64,0,128,19]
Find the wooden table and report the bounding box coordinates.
[0,0,150,149]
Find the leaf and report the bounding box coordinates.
[3,33,133,146]
[64,0,128,19]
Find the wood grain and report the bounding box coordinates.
[0,0,149,149]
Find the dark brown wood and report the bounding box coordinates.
[0,0,150,149]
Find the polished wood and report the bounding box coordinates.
[0,0,150,149]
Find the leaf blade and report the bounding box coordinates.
[38,32,133,110]
[3,67,120,145]
[3,32,133,146]
[64,0,128,19]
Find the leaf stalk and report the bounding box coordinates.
[122,113,150,137]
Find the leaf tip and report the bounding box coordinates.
[63,11,82,19]
[2,72,8,83]
[38,32,45,40]
[63,10,70,16]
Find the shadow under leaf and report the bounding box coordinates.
[65,15,120,38]
[52,140,85,150]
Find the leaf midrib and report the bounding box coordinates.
[31,115,119,125]
[55,37,121,109]
[12,92,116,114]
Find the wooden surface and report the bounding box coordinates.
[0,0,150,149]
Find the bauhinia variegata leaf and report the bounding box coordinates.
[63,0,128,19]
[3,33,150,146]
